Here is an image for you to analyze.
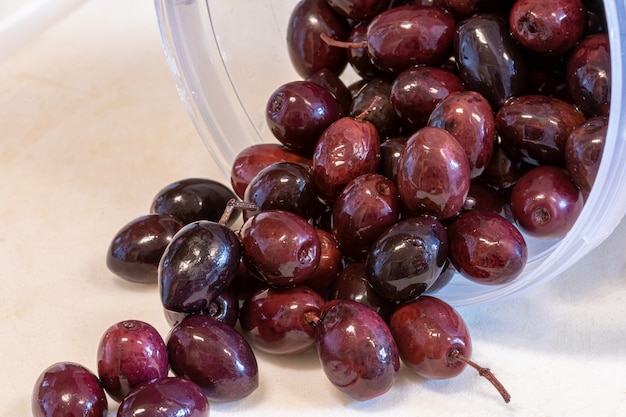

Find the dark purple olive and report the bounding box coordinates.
[32,362,107,417]
[509,0,587,56]
[428,90,496,178]
[117,377,209,417]
[346,23,386,80]
[327,262,397,322]
[397,126,471,219]
[107,214,184,284]
[366,5,457,74]
[266,80,343,155]
[305,228,343,296]
[496,94,586,167]
[349,77,403,138]
[526,54,571,100]
[240,210,321,287]
[424,259,456,294]
[433,0,483,18]
[448,210,527,285]
[164,284,240,328]
[510,165,584,239]
[565,115,608,194]
[454,13,529,109]
[167,314,259,402]
[390,294,511,401]
[97,320,169,402]
[389,296,471,379]
[150,178,239,226]
[306,68,353,114]
[231,261,266,301]
[240,285,325,354]
[316,299,400,400]
[379,136,409,182]
[566,33,611,117]
[480,139,533,190]
[365,216,448,301]
[244,161,318,220]
[391,65,465,131]
[230,143,311,199]
[462,179,506,217]
[585,4,607,35]
[159,220,241,313]
[331,173,400,261]
[312,114,381,204]
[287,0,350,77]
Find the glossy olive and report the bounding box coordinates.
[509,0,587,56]
[389,296,471,379]
[164,284,240,328]
[379,136,408,183]
[107,213,184,284]
[346,23,386,80]
[266,81,343,155]
[565,115,608,194]
[287,0,350,77]
[97,320,169,402]
[327,262,397,322]
[159,220,241,313]
[32,362,107,417]
[397,126,471,219]
[349,77,403,138]
[454,13,529,109]
[428,90,495,178]
[510,165,584,239]
[365,216,448,301]
[366,5,456,74]
[230,143,311,198]
[331,173,400,261]
[240,285,325,354]
[316,299,400,400]
[312,115,381,204]
[496,94,586,167]
[117,377,209,417]
[480,139,532,190]
[244,161,318,220]
[167,315,259,402]
[302,228,342,296]
[566,33,611,117]
[150,178,239,226]
[240,210,321,287]
[391,65,465,131]
[448,210,528,285]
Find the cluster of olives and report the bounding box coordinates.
[32,0,611,415]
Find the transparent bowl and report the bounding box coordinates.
[154,0,626,307]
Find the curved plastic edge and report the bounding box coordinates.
[154,0,626,307]
[440,1,626,306]
[154,0,262,179]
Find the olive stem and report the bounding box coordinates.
[320,32,367,49]
[304,311,321,328]
[449,349,511,404]
[354,95,382,122]
[219,199,259,226]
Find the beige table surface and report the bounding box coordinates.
[1,1,626,416]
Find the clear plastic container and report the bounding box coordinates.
[154,0,626,306]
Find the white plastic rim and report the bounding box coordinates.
[154,0,626,307]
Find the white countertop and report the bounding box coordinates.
[1,1,626,416]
